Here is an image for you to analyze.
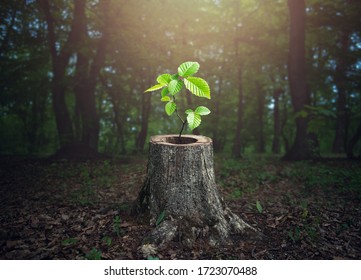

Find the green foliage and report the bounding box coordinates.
[256,200,263,213]
[145,62,211,137]
[283,161,361,197]
[288,226,301,243]
[85,248,102,260]
[102,236,112,246]
[62,238,78,246]
[2,0,361,156]
[70,185,96,206]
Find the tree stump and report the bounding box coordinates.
[133,134,257,248]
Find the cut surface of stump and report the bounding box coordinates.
[133,134,257,249]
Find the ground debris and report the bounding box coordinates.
[0,156,360,259]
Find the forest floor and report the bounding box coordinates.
[0,154,360,260]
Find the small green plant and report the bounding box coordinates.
[102,236,112,246]
[256,200,263,213]
[145,61,211,140]
[229,188,243,200]
[71,185,96,205]
[113,215,122,236]
[85,248,102,260]
[288,226,301,243]
[62,237,78,246]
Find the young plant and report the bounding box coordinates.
[145,61,211,140]
[85,248,102,260]
[113,215,122,236]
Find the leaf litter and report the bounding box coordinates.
[0,156,360,259]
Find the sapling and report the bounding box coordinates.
[145,61,211,142]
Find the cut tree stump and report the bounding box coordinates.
[133,134,258,249]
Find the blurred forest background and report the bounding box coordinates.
[1,0,360,159]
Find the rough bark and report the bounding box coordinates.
[134,135,257,250]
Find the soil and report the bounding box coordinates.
[0,156,360,260]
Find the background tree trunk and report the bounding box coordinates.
[232,64,244,158]
[134,135,257,248]
[256,82,265,153]
[272,88,282,154]
[346,120,361,159]
[332,29,350,153]
[283,0,319,160]
[135,93,151,152]
[40,0,75,148]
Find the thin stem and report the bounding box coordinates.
[173,95,187,143]
[175,108,184,123]
[178,119,187,142]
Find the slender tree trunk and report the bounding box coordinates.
[51,71,74,147]
[346,120,361,159]
[281,91,291,153]
[212,75,225,152]
[256,82,265,153]
[40,0,82,148]
[134,135,258,252]
[272,89,282,154]
[233,64,244,158]
[73,0,109,150]
[136,92,151,152]
[111,94,126,155]
[332,30,350,153]
[283,0,319,160]
[101,75,126,154]
[41,0,109,154]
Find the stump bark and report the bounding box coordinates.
[134,134,257,248]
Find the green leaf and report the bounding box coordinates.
[156,74,172,85]
[156,211,165,226]
[185,109,193,114]
[195,106,211,116]
[171,74,179,80]
[256,201,263,213]
[165,101,176,116]
[161,96,171,102]
[187,112,201,130]
[144,84,165,92]
[161,87,169,98]
[178,61,200,77]
[168,79,183,95]
[184,77,210,99]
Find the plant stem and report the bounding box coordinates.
[173,96,187,143]
[175,108,187,142]
[178,119,187,142]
